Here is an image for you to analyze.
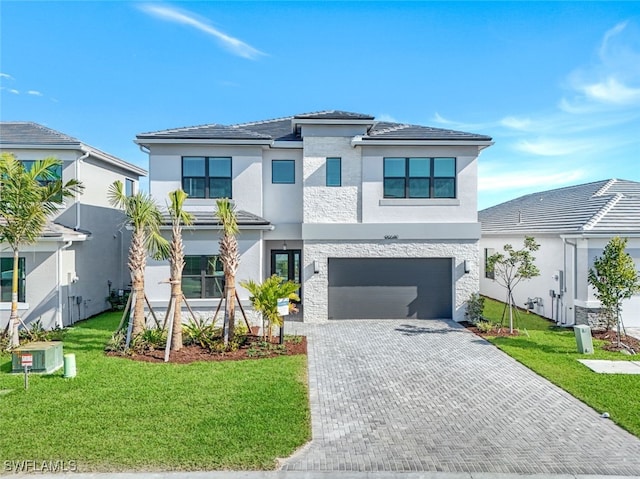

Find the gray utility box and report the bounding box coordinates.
[573,325,594,354]
[11,341,64,373]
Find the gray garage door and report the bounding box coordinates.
[328,258,452,320]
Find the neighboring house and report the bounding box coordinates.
[137,111,492,322]
[479,179,640,328]
[0,122,147,329]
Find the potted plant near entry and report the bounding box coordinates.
[240,275,300,343]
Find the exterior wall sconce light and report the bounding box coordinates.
[282,241,287,250]
[313,260,319,274]
[464,260,471,274]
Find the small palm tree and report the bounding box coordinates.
[0,153,84,348]
[215,198,239,345]
[241,275,300,341]
[167,189,193,351]
[108,181,168,338]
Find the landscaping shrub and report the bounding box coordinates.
[465,293,485,324]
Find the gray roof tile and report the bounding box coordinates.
[293,110,375,120]
[0,122,80,145]
[161,210,270,227]
[0,218,89,240]
[480,179,640,234]
[137,111,491,142]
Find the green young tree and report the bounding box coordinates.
[588,236,640,345]
[240,275,300,341]
[215,198,239,346]
[486,236,541,333]
[108,181,169,338]
[166,189,193,352]
[0,153,84,347]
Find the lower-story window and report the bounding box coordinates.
[484,248,495,279]
[0,257,26,302]
[182,255,225,299]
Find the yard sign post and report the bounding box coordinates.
[21,353,33,390]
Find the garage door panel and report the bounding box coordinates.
[328,258,452,320]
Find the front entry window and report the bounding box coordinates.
[271,249,301,301]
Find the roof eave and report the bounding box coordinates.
[0,143,81,150]
[353,138,494,147]
[135,138,273,146]
[81,144,147,177]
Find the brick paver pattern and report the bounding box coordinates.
[281,320,640,475]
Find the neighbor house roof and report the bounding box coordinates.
[136,110,492,143]
[0,218,88,242]
[0,122,147,177]
[480,179,640,235]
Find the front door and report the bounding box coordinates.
[271,249,301,301]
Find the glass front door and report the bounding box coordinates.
[271,249,301,301]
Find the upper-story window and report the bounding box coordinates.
[383,157,456,199]
[21,161,63,202]
[1,257,26,303]
[125,178,135,197]
[272,160,295,184]
[182,157,232,198]
[326,158,341,187]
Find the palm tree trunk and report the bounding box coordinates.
[226,275,236,342]
[8,248,20,348]
[170,277,183,351]
[129,230,147,337]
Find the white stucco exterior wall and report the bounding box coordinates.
[303,137,361,224]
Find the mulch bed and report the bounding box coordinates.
[462,321,639,353]
[108,335,307,364]
[460,321,520,338]
[593,330,640,353]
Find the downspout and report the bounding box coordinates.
[75,150,90,230]
[57,241,73,328]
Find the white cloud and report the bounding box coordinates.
[478,168,586,193]
[8,89,19,95]
[139,4,265,60]
[27,90,43,96]
[580,77,640,105]
[599,21,629,60]
[0,73,14,80]
[376,113,399,123]
[500,116,533,131]
[514,138,596,157]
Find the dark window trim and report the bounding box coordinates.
[272,159,295,184]
[181,156,232,199]
[326,157,342,187]
[383,157,456,199]
[125,178,135,197]
[182,255,225,299]
[0,257,26,303]
[484,248,495,280]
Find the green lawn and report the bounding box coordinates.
[482,297,640,438]
[0,312,310,472]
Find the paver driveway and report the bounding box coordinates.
[282,319,640,475]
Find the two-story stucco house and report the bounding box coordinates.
[0,122,146,329]
[137,111,493,322]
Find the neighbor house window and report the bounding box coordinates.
[21,161,63,202]
[182,255,225,299]
[125,178,135,197]
[484,248,495,280]
[0,257,26,303]
[182,157,232,198]
[272,160,295,184]
[383,157,456,198]
[326,158,341,186]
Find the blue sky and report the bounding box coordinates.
[1,1,639,209]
